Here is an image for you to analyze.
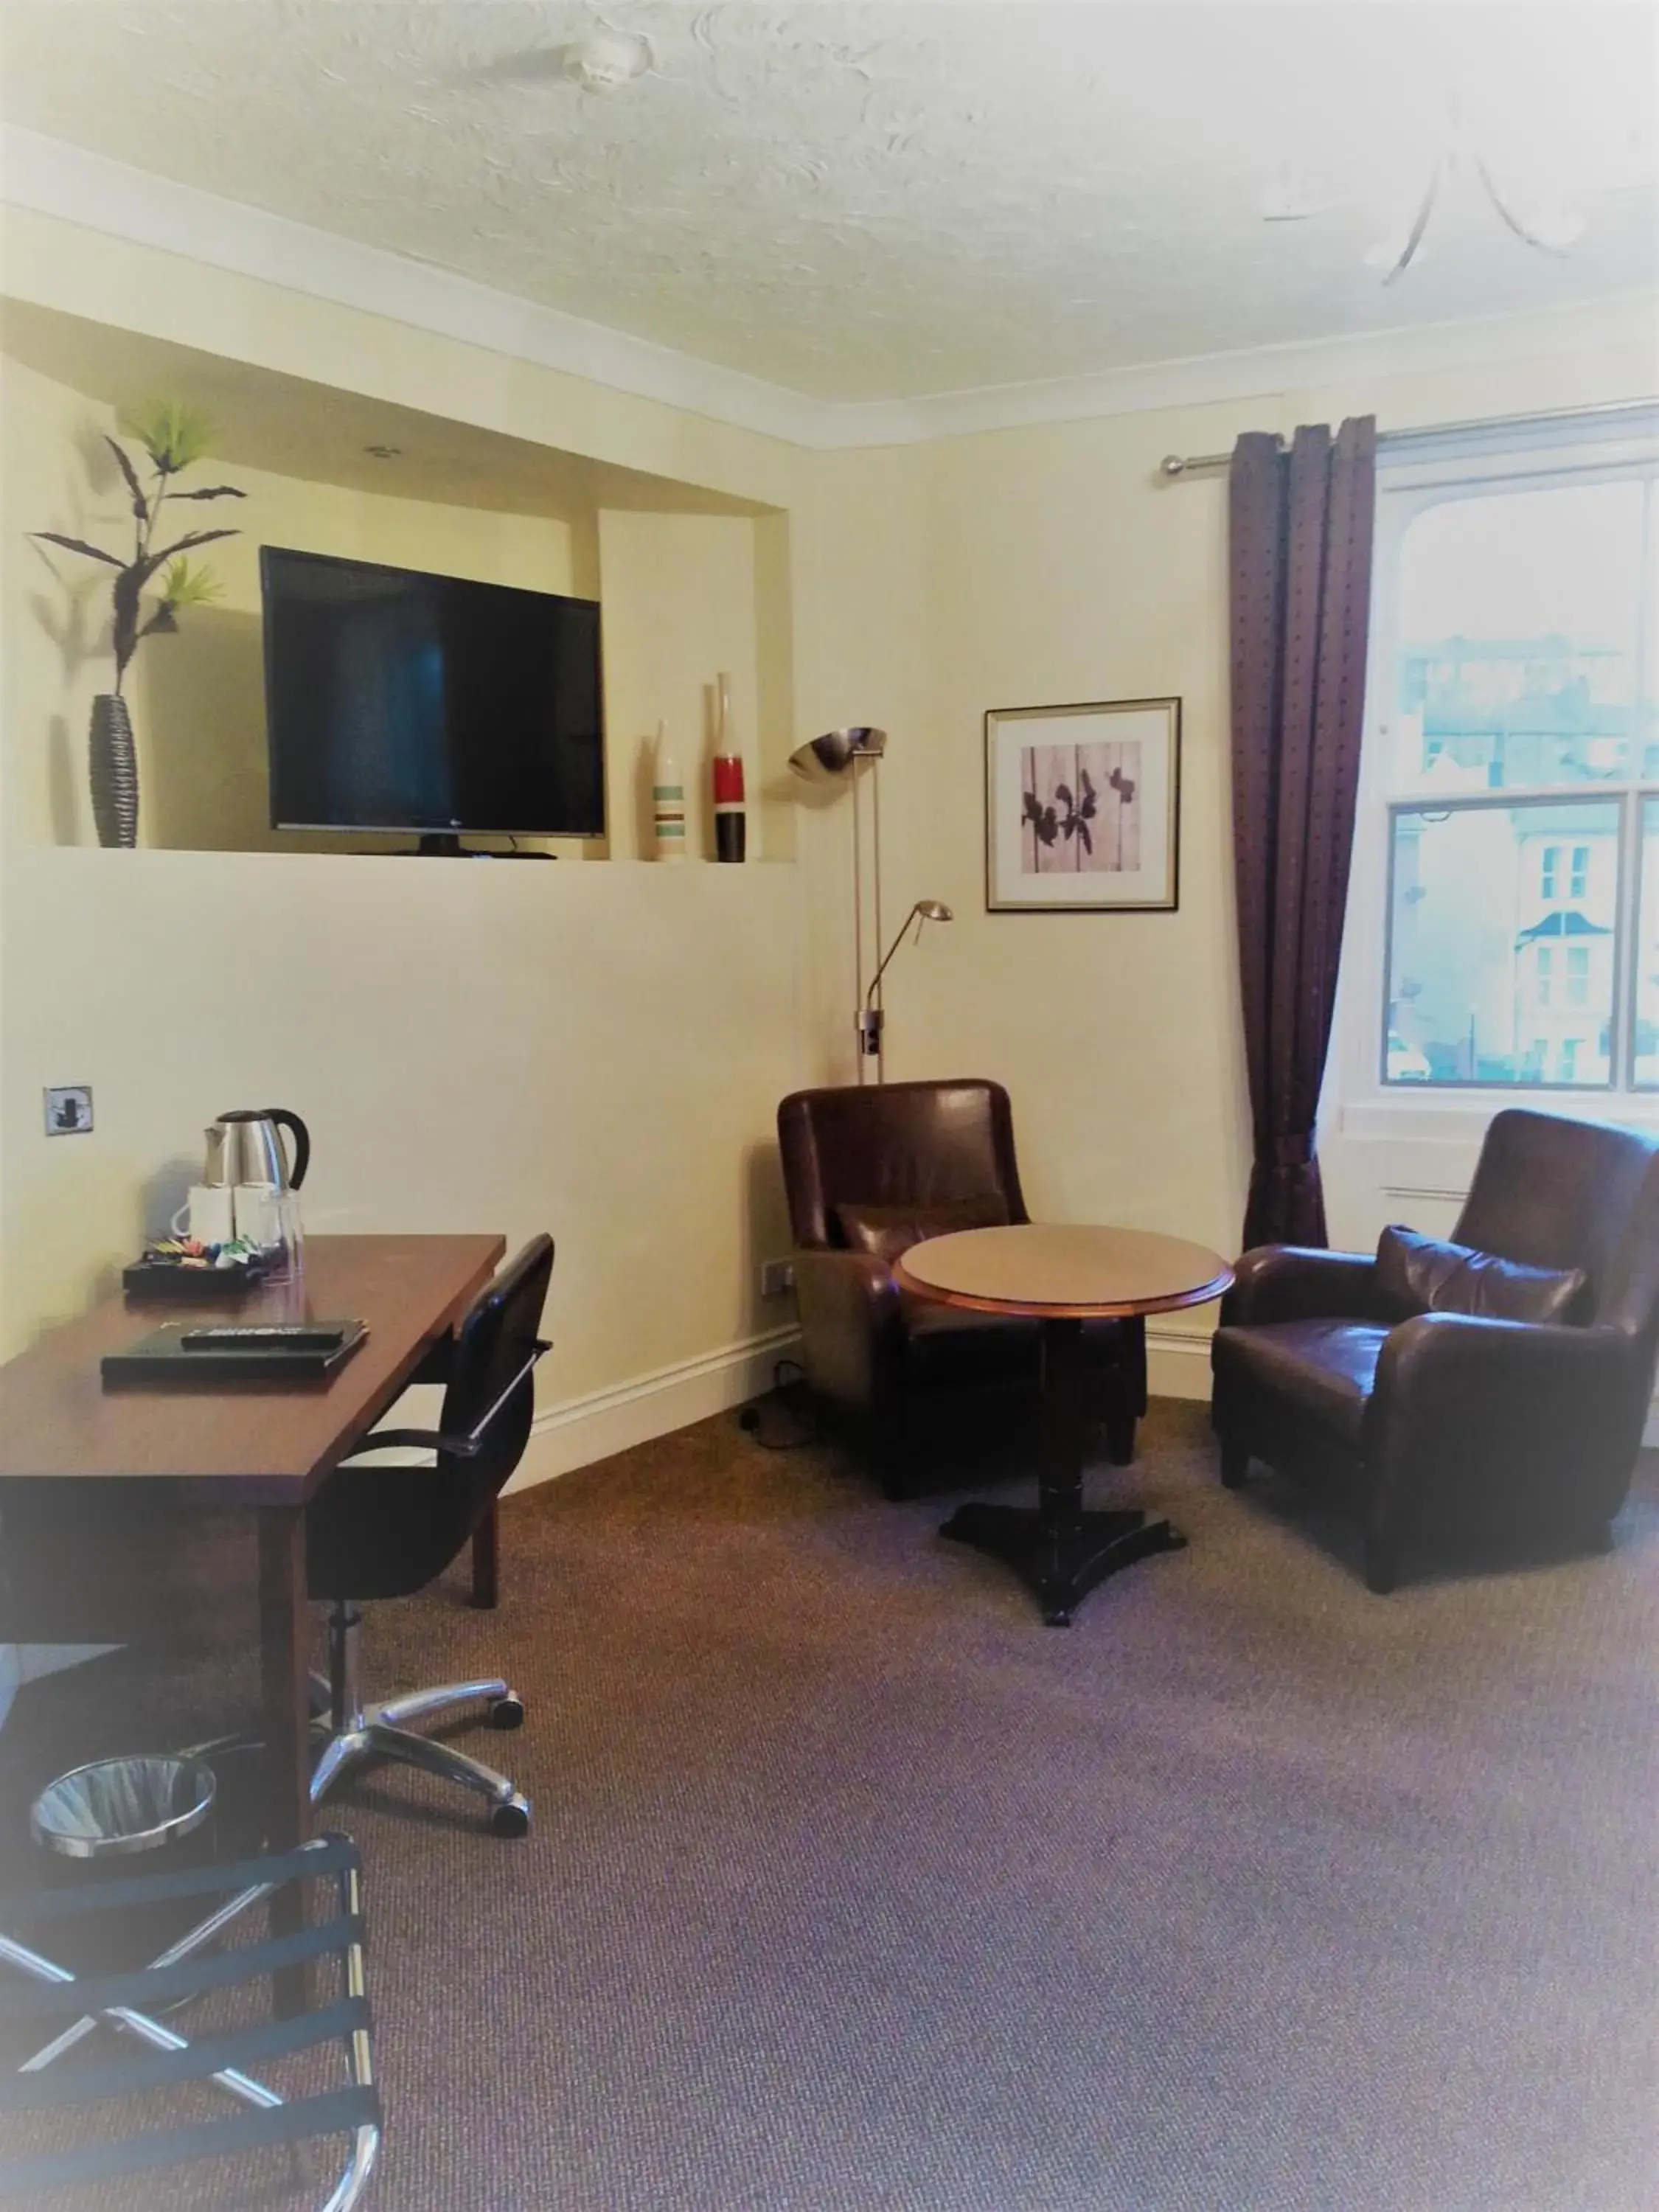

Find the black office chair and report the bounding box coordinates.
[0,1832,379,2207]
[305,1234,553,1837]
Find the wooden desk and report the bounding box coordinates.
[897,1225,1232,1625]
[0,1234,504,1876]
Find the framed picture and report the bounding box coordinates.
[984,697,1181,913]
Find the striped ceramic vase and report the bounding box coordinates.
[653,725,686,860]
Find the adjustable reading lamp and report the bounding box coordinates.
[787,728,951,1080]
[857,900,954,1078]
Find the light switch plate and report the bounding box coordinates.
[44,1085,93,1135]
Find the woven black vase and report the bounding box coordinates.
[89,693,138,848]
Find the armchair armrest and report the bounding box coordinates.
[1366,1312,1642,1528]
[1223,1246,1380,1327]
[791,1248,904,1415]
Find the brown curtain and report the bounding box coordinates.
[1229,417,1377,1249]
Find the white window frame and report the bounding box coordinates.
[1330,420,1659,1149]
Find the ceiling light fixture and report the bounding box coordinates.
[1264,88,1588,285]
[560,28,650,93]
[1368,94,1582,284]
[363,444,402,460]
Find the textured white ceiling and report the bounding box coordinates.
[1,1,1655,404]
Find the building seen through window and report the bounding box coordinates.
[1380,465,1659,1091]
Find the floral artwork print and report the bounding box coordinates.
[1020,742,1141,873]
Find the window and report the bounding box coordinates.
[1366,428,1659,1094]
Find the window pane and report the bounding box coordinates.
[1386,801,1620,1085]
[1633,798,1659,1088]
[1390,480,1646,793]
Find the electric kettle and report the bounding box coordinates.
[204,1108,310,1194]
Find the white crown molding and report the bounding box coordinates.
[4,127,1655,454]
[0,127,830,448]
[834,292,1659,448]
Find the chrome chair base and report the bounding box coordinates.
[311,1605,532,1837]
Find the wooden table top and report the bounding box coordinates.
[0,1234,504,1503]
[896,1223,1234,1320]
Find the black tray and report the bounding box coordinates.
[102,1319,368,1387]
[123,1257,273,1301]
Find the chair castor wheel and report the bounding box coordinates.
[488,1794,531,1838]
[488,1694,525,1731]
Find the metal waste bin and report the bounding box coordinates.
[31,1754,218,1976]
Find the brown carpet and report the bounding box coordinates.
[2,1397,1655,2212]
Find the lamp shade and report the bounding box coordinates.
[787,727,888,782]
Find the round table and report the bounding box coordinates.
[896,1225,1234,1626]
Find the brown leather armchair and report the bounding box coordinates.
[1211,1108,1659,1592]
[777,1078,1143,1493]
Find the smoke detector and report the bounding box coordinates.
[560,29,650,92]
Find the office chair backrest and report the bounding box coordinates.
[777,1079,1029,1249]
[439,1232,555,1489]
[306,1234,554,1606]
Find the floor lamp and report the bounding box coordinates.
[788,728,952,1082]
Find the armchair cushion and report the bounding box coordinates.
[1211,1319,1388,1448]
[1375,1225,1589,1327]
[836,1190,1009,1266]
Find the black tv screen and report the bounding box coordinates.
[260,546,605,838]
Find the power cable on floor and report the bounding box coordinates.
[737,1359,818,1450]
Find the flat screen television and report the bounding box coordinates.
[260,546,605,846]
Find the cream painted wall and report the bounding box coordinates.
[795,341,1657,1391]
[1,353,114,854]
[7,357,581,854]
[2,195,1655,1432]
[784,443,939,1091]
[1,208,806,518]
[597,511,764,862]
[812,409,1253,1399]
[0,328,813,1423]
[0,846,804,1382]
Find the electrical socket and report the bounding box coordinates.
[44,1085,93,1135]
[759,1258,795,1298]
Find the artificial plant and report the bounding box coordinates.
[35,398,244,695]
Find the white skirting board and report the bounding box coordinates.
[508,1316,1220,1500]
[507,1324,803,1493]
[1147,1324,1214,1402]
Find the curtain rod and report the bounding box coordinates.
[1158,397,1659,479]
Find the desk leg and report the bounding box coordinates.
[470,1501,499,1610]
[257,1507,310,2014]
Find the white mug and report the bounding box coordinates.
[169,1184,235,1246]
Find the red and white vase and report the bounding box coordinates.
[712,671,746,862]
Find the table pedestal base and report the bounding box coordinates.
[939,1312,1188,1625]
[939,1502,1186,1626]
